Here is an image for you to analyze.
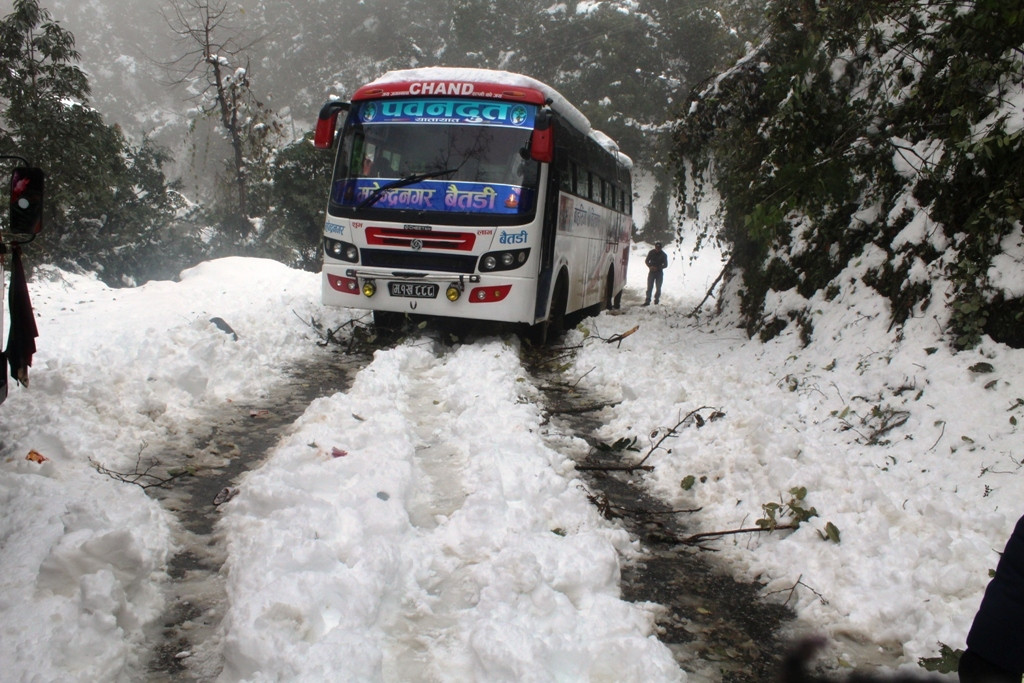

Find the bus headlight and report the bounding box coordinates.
[446,282,463,302]
[479,248,530,272]
[324,237,359,263]
[362,279,377,297]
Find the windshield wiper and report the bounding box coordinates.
[358,168,458,209]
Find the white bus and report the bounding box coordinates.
[314,67,632,341]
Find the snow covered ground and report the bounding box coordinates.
[1,233,1020,680]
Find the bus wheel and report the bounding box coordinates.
[603,267,615,311]
[526,275,567,346]
[548,275,568,339]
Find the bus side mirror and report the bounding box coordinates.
[529,109,554,163]
[314,101,351,149]
[10,166,44,234]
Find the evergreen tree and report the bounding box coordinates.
[260,134,333,272]
[0,0,179,283]
[673,0,1024,348]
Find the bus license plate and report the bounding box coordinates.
[389,282,439,299]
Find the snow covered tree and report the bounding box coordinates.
[0,0,89,115]
[674,0,1024,349]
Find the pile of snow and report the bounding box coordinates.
[1,237,1018,679]
[0,259,329,680]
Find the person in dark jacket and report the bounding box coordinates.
[643,241,668,306]
[3,243,37,401]
[959,514,1024,682]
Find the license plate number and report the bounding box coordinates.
[389,282,438,298]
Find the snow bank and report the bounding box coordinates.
[1,259,342,681]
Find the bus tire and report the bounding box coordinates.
[548,273,568,339]
[603,267,615,311]
[526,273,568,346]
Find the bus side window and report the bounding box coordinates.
[559,159,573,194]
[574,164,587,198]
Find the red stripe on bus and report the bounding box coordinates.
[365,228,476,251]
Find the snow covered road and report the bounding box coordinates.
[213,339,681,682]
[3,244,1018,680]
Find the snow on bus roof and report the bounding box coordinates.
[367,67,632,169]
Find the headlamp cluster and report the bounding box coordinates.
[480,248,529,272]
[324,237,359,263]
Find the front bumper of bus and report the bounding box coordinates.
[324,266,518,310]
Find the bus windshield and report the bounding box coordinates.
[328,98,540,220]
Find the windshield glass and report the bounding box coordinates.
[329,98,540,220]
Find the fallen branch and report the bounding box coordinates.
[526,323,642,375]
[689,257,732,318]
[764,573,829,606]
[90,445,192,490]
[292,310,376,353]
[865,409,910,445]
[680,523,797,546]
[569,366,596,388]
[578,405,723,473]
[927,419,946,452]
[604,324,639,346]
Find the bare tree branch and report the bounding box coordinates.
[157,0,278,232]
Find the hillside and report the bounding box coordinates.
[675,0,1024,351]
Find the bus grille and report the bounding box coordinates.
[360,249,478,274]
[366,228,476,251]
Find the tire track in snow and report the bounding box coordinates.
[532,352,795,682]
[404,365,469,530]
[380,346,473,680]
[144,347,366,681]
[150,323,793,681]
[209,336,679,681]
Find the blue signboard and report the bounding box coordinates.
[333,178,536,215]
[359,98,535,129]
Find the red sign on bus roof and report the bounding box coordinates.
[353,80,547,105]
